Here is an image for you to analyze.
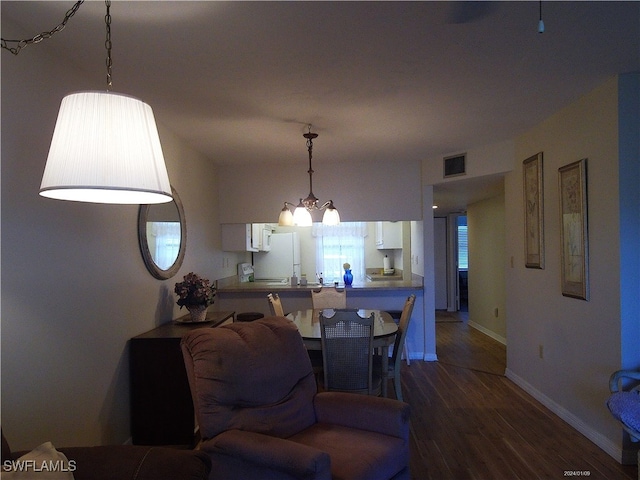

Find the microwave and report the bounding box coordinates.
[261,228,272,251]
[250,224,274,252]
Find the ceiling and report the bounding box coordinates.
[2,1,638,215]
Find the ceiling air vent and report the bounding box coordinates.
[443,153,466,178]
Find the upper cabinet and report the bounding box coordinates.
[375,221,402,249]
[221,224,275,252]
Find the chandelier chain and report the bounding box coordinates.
[105,0,112,90]
[1,0,85,55]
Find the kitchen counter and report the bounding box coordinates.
[216,275,423,293]
[215,275,423,329]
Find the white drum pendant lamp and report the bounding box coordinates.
[1,0,174,204]
[40,91,172,204]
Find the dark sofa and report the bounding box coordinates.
[1,431,211,480]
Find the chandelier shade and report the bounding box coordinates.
[40,91,172,204]
[293,203,313,227]
[322,201,341,226]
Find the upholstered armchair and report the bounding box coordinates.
[181,316,410,480]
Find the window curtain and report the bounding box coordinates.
[312,222,367,283]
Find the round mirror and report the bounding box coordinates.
[138,186,186,280]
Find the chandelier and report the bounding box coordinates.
[2,1,172,204]
[278,126,340,227]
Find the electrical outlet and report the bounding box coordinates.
[538,344,544,359]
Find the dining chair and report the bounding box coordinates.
[375,294,415,402]
[320,309,381,396]
[267,292,285,316]
[311,286,347,309]
[607,369,640,442]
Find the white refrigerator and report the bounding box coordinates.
[253,232,301,279]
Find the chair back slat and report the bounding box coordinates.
[267,293,285,316]
[311,287,347,309]
[392,294,416,359]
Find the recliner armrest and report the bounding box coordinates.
[201,429,331,479]
[313,392,410,439]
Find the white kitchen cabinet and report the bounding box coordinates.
[376,221,402,249]
[221,224,258,252]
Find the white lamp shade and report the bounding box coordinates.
[322,207,340,225]
[293,206,313,227]
[40,91,172,204]
[278,207,294,226]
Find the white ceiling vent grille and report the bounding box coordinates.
[443,154,466,178]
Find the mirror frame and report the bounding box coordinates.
[138,186,187,280]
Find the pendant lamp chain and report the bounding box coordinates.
[105,0,113,90]
[1,1,85,55]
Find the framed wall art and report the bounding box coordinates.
[558,158,589,300]
[523,152,544,268]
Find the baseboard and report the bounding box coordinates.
[468,320,506,345]
[505,368,626,464]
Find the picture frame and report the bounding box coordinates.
[558,158,589,300]
[523,152,544,268]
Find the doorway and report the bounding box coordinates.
[457,216,468,312]
[441,213,467,313]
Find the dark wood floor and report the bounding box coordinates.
[394,312,636,480]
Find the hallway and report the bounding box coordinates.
[435,310,506,376]
[400,315,635,479]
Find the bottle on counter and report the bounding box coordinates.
[291,274,298,286]
[300,274,308,286]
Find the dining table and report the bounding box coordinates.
[286,308,398,397]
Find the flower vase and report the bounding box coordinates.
[343,269,353,286]
[186,304,208,322]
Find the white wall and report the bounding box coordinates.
[422,139,514,183]
[217,159,423,224]
[410,220,424,277]
[467,193,506,343]
[505,75,637,461]
[0,22,244,450]
[433,217,448,309]
[421,186,437,360]
[617,73,640,373]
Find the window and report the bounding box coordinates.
[148,221,181,270]
[312,222,367,283]
[457,216,468,270]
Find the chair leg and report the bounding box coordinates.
[403,340,410,366]
[394,375,403,402]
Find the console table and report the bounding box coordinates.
[130,310,235,446]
